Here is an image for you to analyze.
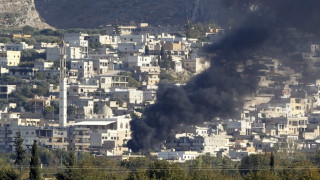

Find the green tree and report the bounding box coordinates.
[38,148,54,166]
[0,167,20,180]
[29,140,40,180]
[147,160,187,179]
[122,157,152,172]
[166,53,173,69]
[51,101,60,114]
[0,37,12,43]
[278,161,320,180]
[128,77,141,88]
[21,49,46,62]
[270,152,274,171]
[113,19,121,35]
[145,45,150,55]
[239,154,270,177]
[22,25,38,35]
[185,19,192,39]
[34,72,46,80]
[67,105,77,116]
[57,151,76,180]
[160,46,165,59]
[40,28,55,36]
[159,71,175,82]
[19,61,34,67]
[32,84,49,97]
[159,49,173,70]
[43,106,55,117]
[314,150,320,166]
[89,42,102,50]
[14,131,26,172]
[94,104,99,114]
[54,29,67,37]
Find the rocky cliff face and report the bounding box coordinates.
[0,0,52,29]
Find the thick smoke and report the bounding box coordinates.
[128,0,320,152]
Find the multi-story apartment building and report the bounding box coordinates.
[0,51,21,66]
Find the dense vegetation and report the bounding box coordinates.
[3,140,320,180]
[0,74,59,115]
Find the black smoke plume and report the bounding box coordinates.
[128,0,320,152]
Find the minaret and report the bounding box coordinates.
[59,41,67,128]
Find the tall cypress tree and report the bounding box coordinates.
[29,140,40,180]
[113,19,121,35]
[14,131,26,172]
[145,45,150,55]
[270,152,275,171]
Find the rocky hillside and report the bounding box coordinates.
[0,0,51,29]
[0,0,231,29]
[34,0,197,28]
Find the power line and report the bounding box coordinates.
[11,167,320,171]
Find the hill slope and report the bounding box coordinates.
[0,0,230,29]
[34,0,197,28]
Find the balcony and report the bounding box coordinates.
[75,142,90,146]
[74,134,90,139]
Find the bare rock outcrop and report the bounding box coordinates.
[0,0,52,29]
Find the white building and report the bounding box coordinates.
[120,34,145,43]
[157,150,200,162]
[111,88,144,104]
[127,55,157,69]
[47,33,88,61]
[117,43,145,55]
[47,46,88,61]
[70,60,94,79]
[202,134,232,155]
[0,51,21,66]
